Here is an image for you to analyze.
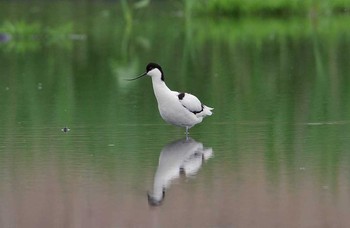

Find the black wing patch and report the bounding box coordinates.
[178,92,185,100]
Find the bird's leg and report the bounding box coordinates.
[185,126,189,140]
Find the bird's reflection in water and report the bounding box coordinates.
[148,137,213,206]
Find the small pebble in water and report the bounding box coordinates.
[62,127,70,133]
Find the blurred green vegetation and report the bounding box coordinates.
[197,0,350,16]
[0,1,349,189]
[0,20,75,52]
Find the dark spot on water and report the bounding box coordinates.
[62,127,70,133]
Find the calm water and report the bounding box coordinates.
[1,1,350,227]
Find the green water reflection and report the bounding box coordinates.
[1,1,350,227]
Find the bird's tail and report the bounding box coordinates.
[198,105,213,117]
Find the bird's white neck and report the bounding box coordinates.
[151,77,172,102]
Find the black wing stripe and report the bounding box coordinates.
[191,104,204,114]
[182,104,204,114]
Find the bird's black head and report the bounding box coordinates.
[146,62,164,81]
[125,62,164,81]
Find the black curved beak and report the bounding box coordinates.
[125,72,147,81]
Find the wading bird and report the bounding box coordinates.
[127,63,213,136]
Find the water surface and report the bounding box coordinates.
[1,1,350,227]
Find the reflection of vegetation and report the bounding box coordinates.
[46,23,74,47]
[196,0,350,16]
[111,0,150,88]
[0,21,75,52]
[0,2,350,192]
[190,16,350,45]
[0,21,40,39]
